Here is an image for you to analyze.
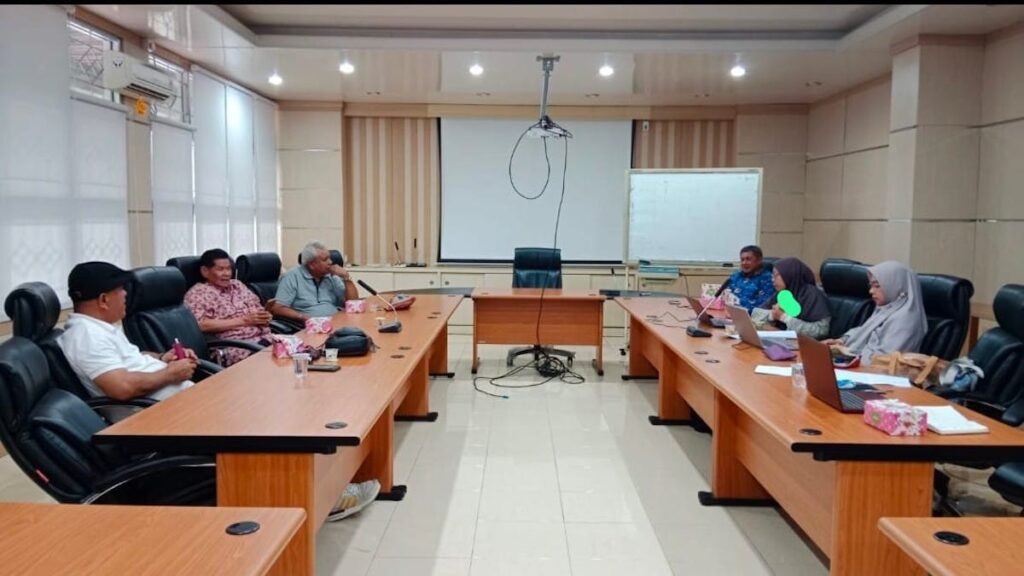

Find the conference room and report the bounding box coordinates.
[2,4,1024,575]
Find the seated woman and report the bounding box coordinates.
[184,248,271,366]
[752,257,831,339]
[822,260,927,363]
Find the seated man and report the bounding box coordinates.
[57,261,198,401]
[726,244,775,312]
[271,240,358,321]
[184,248,271,366]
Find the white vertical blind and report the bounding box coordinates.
[253,98,279,253]
[192,71,229,253]
[226,85,255,254]
[0,5,74,309]
[152,121,196,264]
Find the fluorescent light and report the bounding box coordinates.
[730,65,746,78]
[469,63,484,76]
[339,61,355,74]
[599,64,614,77]
[268,73,283,86]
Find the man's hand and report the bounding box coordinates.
[165,358,197,381]
[328,264,351,282]
[160,348,199,363]
[821,338,843,347]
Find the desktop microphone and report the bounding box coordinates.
[686,296,715,338]
[408,237,425,267]
[713,277,732,298]
[357,280,402,332]
[393,241,404,266]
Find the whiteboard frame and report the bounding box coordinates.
[623,167,763,265]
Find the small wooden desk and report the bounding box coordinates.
[618,296,1024,576]
[96,294,461,576]
[471,288,605,375]
[0,503,304,575]
[967,301,995,352]
[879,517,1024,576]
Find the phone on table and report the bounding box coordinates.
[831,350,860,369]
[308,364,341,372]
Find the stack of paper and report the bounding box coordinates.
[752,365,912,388]
[915,405,990,435]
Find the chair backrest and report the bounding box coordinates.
[165,256,203,291]
[918,273,975,360]
[761,257,779,274]
[970,284,1024,406]
[236,252,282,304]
[122,266,210,360]
[296,250,343,267]
[512,247,562,289]
[3,282,93,400]
[0,337,125,503]
[818,259,875,339]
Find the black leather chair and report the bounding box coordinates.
[988,459,1024,513]
[818,259,875,339]
[297,249,344,266]
[235,252,300,334]
[918,274,974,360]
[761,257,779,273]
[3,282,154,423]
[165,255,203,291]
[0,337,214,505]
[122,267,263,379]
[506,247,575,367]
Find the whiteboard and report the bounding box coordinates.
[626,169,762,264]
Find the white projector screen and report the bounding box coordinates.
[626,169,762,264]
[440,118,632,262]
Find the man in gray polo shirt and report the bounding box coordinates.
[271,240,359,321]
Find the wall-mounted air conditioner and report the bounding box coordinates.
[102,50,175,101]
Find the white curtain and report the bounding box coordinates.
[192,71,229,253]
[226,85,255,254]
[253,98,279,253]
[152,121,196,264]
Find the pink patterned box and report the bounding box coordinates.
[345,299,367,314]
[863,399,928,436]
[305,317,333,334]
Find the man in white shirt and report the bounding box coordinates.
[58,261,198,401]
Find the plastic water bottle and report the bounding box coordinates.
[792,363,807,389]
[293,353,310,380]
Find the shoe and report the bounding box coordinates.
[326,479,381,522]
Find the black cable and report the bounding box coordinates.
[507,121,552,201]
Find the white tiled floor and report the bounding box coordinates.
[13,333,1019,575]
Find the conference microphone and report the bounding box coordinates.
[357,279,402,333]
[713,277,732,298]
[393,241,404,266]
[356,279,378,296]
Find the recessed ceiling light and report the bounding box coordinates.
[598,64,614,77]
[469,63,484,76]
[339,61,355,74]
[268,73,282,86]
[730,65,746,78]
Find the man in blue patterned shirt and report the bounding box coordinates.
[726,245,774,312]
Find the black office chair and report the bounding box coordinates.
[818,259,875,339]
[165,255,203,292]
[122,267,263,379]
[235,252,300,334]
[506,247,575,367]
[918,274,974,360]
[761,257,779,273]
[297,249,344,266]
[0,337,215,505]
[3,282,154,423]
[988,456,1024,514]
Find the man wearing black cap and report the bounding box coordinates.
[58,261,199,401]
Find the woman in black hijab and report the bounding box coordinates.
[751,257,832,339]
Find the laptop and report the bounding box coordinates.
[798,334,885,413]
[685,296,729,328]
[725,304,800,351]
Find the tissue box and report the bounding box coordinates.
[863,399,928,436]
[271,335,304,359]
[345,299,367,314]
[305,317,333,334]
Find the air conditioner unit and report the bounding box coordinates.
[102,50,175,101]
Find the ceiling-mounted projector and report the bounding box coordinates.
[528,54,572,139]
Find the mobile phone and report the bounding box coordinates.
[172,338,186,360]
[308,364,341,372]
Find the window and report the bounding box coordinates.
[148,54,190,124]
[67,18,120,103]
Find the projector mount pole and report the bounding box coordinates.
[536,54,559,128]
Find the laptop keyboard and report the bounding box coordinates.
[840,391,866,411]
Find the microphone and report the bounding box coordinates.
[393,241,404,266]
[713,277,732,298]
[357,279,401,333]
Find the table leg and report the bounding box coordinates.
[649,350,695,426]
[354,404,405,500]
[623,316,657,381]
[429,323,454,378]
[700,390,772,506]
[396,356,437,422]
[471,331,480,375]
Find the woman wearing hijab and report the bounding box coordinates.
[821,260,928,363]
[752,257,832,339]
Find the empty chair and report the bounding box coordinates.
[506,247,575,367]
[236,252,283,303]
[165,255,203,291]
[122,266,263,379]
[818,259,875,339]
[918,273,974,360]
[0,337,214,505]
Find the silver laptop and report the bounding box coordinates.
[684,295,729,328]
[725,304,799,351]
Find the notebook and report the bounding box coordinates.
[915,405,990,435]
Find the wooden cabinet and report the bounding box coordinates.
[348,270,394,298]
[393,272,438,290]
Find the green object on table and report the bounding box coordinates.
[778,289,802,318]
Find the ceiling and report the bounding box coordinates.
[81,4,1024,106]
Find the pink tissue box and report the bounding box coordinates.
[305,317,333,334]
[345,299,367,314]
[699,295,725,311]
[863,399,927,436]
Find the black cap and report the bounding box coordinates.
[68,262,133,302]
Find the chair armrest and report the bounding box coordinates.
[207,339,264,353]
[85,397,156,425]
[955,398,1006,421]
[269,319,298,334]
[89,454,214,504]
[195,358,223,379]
[1001,397,1024,428]
[272,315,306,333]
[85,397,155,409]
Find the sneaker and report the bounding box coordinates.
[326,479,381,522]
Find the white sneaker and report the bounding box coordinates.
[326,480,381,522]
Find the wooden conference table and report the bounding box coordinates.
[879,517,1024,576]
[471,288,605,374]
[0,502,305,575]
[95,294,462,576]
[618,297,1024,576]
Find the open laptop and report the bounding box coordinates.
[725,304,800,351]
[798,334,885,413]
[684,296,729,328]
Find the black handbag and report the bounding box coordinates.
[324,326,375,356]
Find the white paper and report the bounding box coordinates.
[834,370,912,388]
[759,330,797,340]
[755,365,792,376]
[914,405,989,435]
